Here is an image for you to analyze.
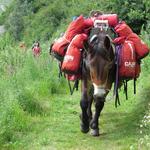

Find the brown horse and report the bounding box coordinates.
[80,27,116,136]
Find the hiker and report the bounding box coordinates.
[32,41,41,57]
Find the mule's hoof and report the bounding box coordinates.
[90,129,99,136]
[80,124,89,133]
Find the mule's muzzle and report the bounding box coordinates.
[93,84,107,99]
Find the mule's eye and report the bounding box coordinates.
[90,34,98,44]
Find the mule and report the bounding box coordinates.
[80,27,116,136]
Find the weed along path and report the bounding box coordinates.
[13,75,149,150]
[0,25,5,35]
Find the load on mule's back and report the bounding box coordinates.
[50,11,149,136]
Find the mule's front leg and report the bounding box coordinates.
[90,98,104,136]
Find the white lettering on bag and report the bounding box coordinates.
[124,62,136,68]
[64,55,74,62]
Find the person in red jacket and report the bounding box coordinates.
[32,41,41,57]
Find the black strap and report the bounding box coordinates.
[123,80,128,100]
[134,78,136,94]
[49,43,54,55]
[68,79,79,95]
[58,63,63,78]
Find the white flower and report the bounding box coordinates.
[140,124,143,128]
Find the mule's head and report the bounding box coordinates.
[87,28,115,99]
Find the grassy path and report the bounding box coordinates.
[4,76,149,150]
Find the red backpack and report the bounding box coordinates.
[119,40,140,79]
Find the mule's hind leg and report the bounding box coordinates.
[87,86,94,122]
[90,98,104,136]
[80,78,90,133]
[87,95,93,123]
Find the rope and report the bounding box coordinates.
[114,45,121,107]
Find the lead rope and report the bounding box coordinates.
[114,45,121,107]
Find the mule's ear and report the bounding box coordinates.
[89,34,98,44]
[104,35,111,49]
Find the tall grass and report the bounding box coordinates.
[0,34,68,146]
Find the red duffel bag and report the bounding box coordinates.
[64,15,85,42]
[127,33,150,59]
[51,37,69,61]
[119,40,140,79]
[51,15,85,61]
[61,33,88,74]
[97,14,119,27]
[114,21,133,37]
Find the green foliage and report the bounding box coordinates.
[0,33,68,147]
[1,0,150,42]
[104,0,150,34]
[0,0,150,149]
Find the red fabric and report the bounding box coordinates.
[66,74,81,81]
[52,37,69,57]
[127,33,150,59]
[119,40,140,79]
[96,14,119,27]
[114,21,133,37]
[84,18,94,28]
[64,15,85,42]
[113,36,126,44]
[32,47,41,56]
[51,15,87,60]
[61,34,88,74]
[83,18,94,34]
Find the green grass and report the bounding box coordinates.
[0,34,149,149]
[1,73,149,150]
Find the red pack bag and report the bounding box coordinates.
[119,40,140,79]
[61,33,88,74]
[114,21,133,37]
[64,15,85,42]
[127,33,149,59]
[66,74,81,81]
[51,37,69,61]
[97,14,119,27]
[51,15,85,61]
